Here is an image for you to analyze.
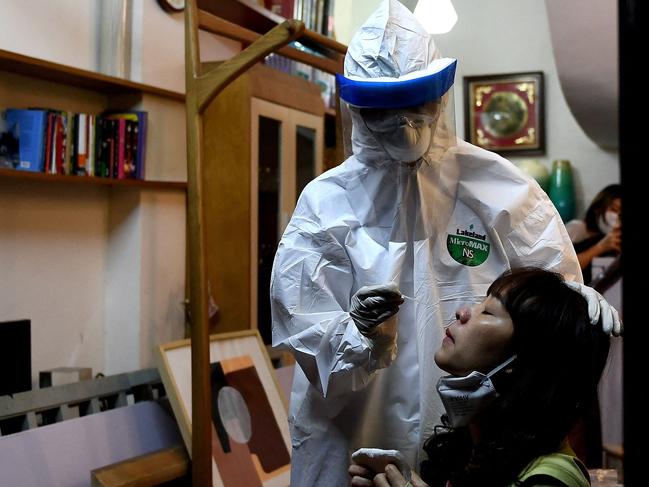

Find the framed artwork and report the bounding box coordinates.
[156,330,291,487]
[463,71,545,155]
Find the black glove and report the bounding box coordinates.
[350,283,404,337]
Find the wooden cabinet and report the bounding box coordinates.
[0,49,187,380]
[203,63,324,343]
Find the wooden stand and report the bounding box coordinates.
[184,1,346,483]
[184,1,305,484]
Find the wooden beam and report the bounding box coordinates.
[184,1,211,484]
[301,28,347,55]
[196,19,304,113]
[249,64,324,116]
[185,2,305,485]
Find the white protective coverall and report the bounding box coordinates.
[270,1,582,485]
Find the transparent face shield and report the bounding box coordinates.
[360,107,438,133]
[340,86,457,164]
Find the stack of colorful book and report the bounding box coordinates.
[1,108,147,179]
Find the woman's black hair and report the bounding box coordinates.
[584,184,622,233]
[420,267,611,486]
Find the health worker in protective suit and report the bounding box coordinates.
[270,1,620,486]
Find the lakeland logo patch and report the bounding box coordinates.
[447,224,490,267]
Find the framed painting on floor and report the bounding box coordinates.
[156,330,291,487]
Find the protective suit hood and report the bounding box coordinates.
[343,0,441,80]
[337,0,457,164]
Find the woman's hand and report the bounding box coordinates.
[598,226,621,254]
[349,463,374,486]
[372,464,430,487]
[577,226,621,269]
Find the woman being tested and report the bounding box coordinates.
[350,267,614,487]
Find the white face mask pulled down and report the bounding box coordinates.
[436,355,517,428]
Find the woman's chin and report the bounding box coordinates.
[433,350,449,370]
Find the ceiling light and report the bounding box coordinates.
[414,0,458,34]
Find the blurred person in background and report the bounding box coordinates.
[565,184,622,284]
[564,184,622,467]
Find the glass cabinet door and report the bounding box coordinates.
[296,126,317,200]
[293,111,324,203]
[250,98,323,344]
[256,115,282,345]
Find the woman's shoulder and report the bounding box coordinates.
[564,220,589,244]
[515,447,590,487]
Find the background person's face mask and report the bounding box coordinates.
[598,210,620,234]
[436,355,517,428]
[361,108,438,162]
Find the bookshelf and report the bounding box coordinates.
[194,0,345,173]
[0,47,188,385]
[197,0,345,74]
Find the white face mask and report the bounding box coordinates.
[381,124,433,162]
[362,110,437,163]
[598,210,620,234]
[436,355,517,428]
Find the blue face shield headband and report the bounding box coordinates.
[336,58,457,109]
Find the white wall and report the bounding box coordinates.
[136,0,241,93]
[546,0,618,150]
[0,182,108,379]
[335,0,620,215]
[103,189,187,375]
[0,0,99,71]
[104,190,142,374]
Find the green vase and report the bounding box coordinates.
[548,159,576,222]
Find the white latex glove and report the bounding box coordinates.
[351,448,412,482]
[565,281,623,336]
[350,283,404,337]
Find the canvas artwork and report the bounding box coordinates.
[156,331,291,487]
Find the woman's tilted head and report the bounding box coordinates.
[435,267,610,388]
[434,294,514,377]
[422,267,611,487]
[486,267,610,412]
